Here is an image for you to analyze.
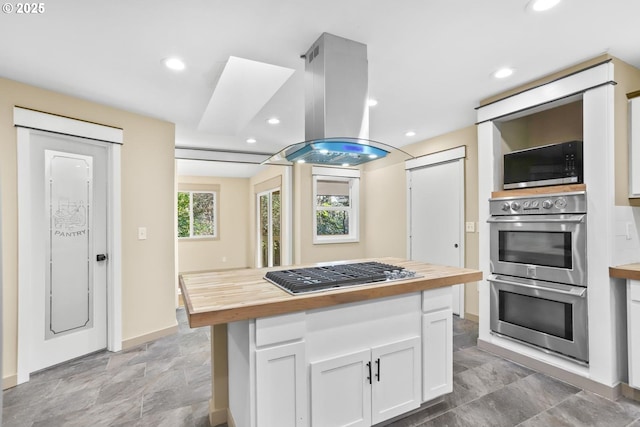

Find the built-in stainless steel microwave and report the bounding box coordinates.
[503,141,583,190]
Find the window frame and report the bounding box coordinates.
[177,189,218,240]
[312,167,360,244]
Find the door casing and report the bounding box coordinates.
[406,146,466,316]
[15,108,122,384]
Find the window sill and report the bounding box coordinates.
[313,237,359,245]
[178,236,219,242]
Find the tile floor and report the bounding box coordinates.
[3,309,640,427]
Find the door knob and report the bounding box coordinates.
[96,254,108,262]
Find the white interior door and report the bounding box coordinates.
[409,157,464,316]
[29,132,108,372]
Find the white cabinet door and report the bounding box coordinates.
[629,281,640,388]
[256,341,307,427]
[422,309,453,402]
[310,349,372,427]
[371,337,421,424]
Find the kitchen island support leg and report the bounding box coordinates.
[209,324,229,427]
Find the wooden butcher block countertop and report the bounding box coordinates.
[610,263,640,281]
[179,257,482,328]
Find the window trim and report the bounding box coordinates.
[177,189,218,240]
[312,168,360,244]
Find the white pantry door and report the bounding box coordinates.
[29,132,108,372]
[408,155,464,316]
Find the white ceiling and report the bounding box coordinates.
[2,0,639,177]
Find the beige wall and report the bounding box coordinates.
[362,153,408,260]
[1,77,177,385]
[294,162,367,264]
[177,176,251,273]
[499,101,583,154]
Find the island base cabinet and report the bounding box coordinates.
[256,341,308,427]
[310,349,372,427]
[371,337,421,424]
[310,337,421,427]
[422,309,453,402]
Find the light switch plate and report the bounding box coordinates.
[138,227,147,240]
[465,222,475,233]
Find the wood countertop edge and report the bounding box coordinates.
[184,270,482,328]
[610,263,640,281]
[179,275,200,329]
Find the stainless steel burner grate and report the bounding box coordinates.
[265,261,417,294]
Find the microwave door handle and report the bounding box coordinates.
[487,214,585,224]
[490,277,587,297]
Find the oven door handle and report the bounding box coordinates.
[487,214,585,223]
[489,277,587,297]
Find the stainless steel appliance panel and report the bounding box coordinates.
[488,213,586,286]
[503,140,583,190]
[489,275,588,363]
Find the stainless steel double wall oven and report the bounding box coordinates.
[488,191,588,363]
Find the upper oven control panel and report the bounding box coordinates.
[490,191,586,215]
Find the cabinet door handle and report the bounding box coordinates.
[366,361,372,384]
[375,358,380,382]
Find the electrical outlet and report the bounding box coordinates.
[465,222,475,233]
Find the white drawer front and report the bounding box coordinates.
[422,287,453,313]
[256,312,306,347]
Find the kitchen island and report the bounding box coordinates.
[180,258,482,427]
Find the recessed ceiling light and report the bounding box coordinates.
[368,154,378,159]
[342,163,350,167]
[405,131,416,137]
[493,68,515,79]
[368,99,378,107]
[319,149,329,155]
[297,159,306,164]
[267,117,280,125]
[246,138,257,144]
[528,0,561,11]
[163,57,186,71]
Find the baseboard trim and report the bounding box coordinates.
[122,323,178,350]
[225,408,236,427]
[3,374,18,390]
[478,339,622,400]
[464,312,479,323]
[207,398,229,426]
[622,383,640,402]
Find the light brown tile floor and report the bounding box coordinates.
[3,309,640,426]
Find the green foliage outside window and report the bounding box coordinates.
[177,192,190,238]
[316,210,349,235]
[177,191,216,238]
[316,195,350,235]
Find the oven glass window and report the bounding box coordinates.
[499,231,572,269]
[499,290,573,340]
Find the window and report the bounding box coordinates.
[312,167,359,243]
[177,191,217,238]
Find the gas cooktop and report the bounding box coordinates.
[264,261,418,295]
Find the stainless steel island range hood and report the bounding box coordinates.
[266,33,410,166]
